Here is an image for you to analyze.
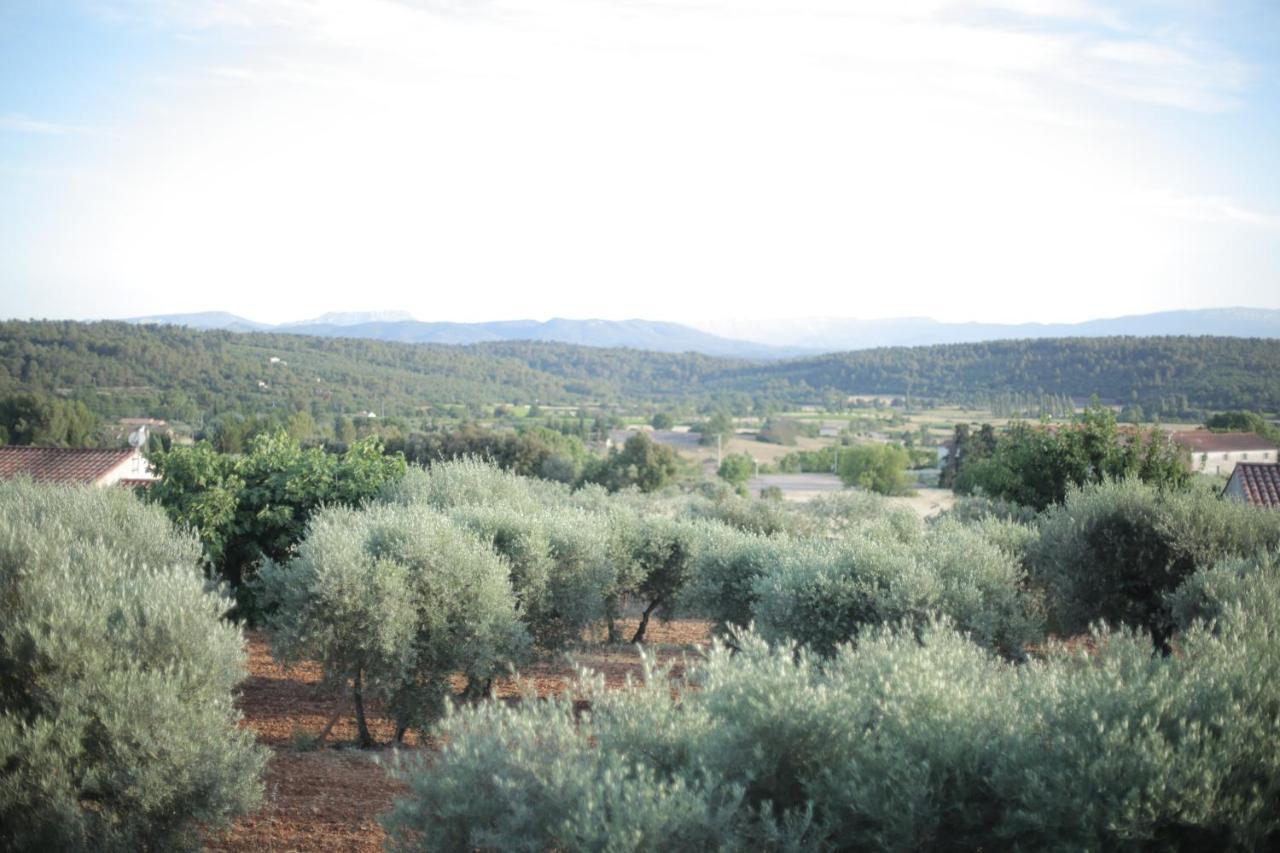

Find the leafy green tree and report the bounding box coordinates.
[145,441,242,568]
[1118,403,1145,424]
[285,409,316,441]
[650,411,674,430]
[697,411,734,447]
[147,432,406,612]
[255,503,527,745]
[585,432,679,493]
[838,443,912,495]
[385,588,1280,852]
[757,417,801,446]
[955,405,1189,510]
[447,503,615,652]
[0,392,98,447]
[1031,478,1280,644]
[608,515,700,643]
[333,415,357,444]
[0,481,266,851]
[1205,410,1280,445]
[939,423,996,488]
[717,452,754,487]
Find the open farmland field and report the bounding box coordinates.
[745,472,844,500]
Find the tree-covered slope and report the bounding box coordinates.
[730,336,1280,412]
[1,321,1277,418]
[0,321,614,419]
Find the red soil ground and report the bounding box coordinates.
[204,619,711,852]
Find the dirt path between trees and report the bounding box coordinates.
[206,620,711,851]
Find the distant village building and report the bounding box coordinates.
[1172,430,1278,476]
[114,417,171,442]
[1223,463,1280,509]
[119,417,168,430]
[0,447,156,488]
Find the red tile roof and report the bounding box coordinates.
[1229,463,1280,509]
[1172,430,1278,453]
[0,446,136,485]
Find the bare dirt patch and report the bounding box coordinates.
[207,621,712,851]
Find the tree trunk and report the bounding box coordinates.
[630,597,661,645]
[315,702,345,746]
[352,668,376,749]
[605,595,621,643]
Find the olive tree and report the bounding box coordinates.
[0,480,265,852]
[448,504,616,651]
[255,502,528,745]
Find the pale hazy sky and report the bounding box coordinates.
[2,0,1278,326]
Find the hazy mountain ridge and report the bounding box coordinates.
[122,314,810,359]
[119,307,1280,358]
[697,308,1280,350]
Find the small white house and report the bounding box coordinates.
[0,446,157,488]
[1172,431,1278,476]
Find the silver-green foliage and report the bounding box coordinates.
[385,586,1280,852]
[1031,478,1280,639]
[448,504,615,651]
[0,480,266,852]
[380,458,572,513]
[256,502,528,739]
[680,524,798,635]
[753,517,1040,657]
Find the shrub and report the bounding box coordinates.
[681,525,796,635]
[583,432,680,493]
[380,458,569,513]
[837,443,912,495]
[255,502,527,744]
[954,406,1190,510]
[1031,479,1280,641]
[386,604,1280,851]
[717,452,755,488]
[0,480,265,852]
[605,512,701,643]
[686,493,816,538]
[448,504,615,651]
[753,519,1040,658]
[147,431,406,614]
[1166,548,1280,633]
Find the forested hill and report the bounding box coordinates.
[0,321,622,419]
[722,336,1280,413]
[1,321,1277,419]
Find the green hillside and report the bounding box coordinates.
[1,321,1277,421]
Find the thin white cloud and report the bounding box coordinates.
[0,114,99,135]
[1142,192,1280,231]
[11,0,1275,324]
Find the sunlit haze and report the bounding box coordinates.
[2,0,1278,327]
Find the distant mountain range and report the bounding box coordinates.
[121,307,1280,359]
[697,308,1280,351]
[122,313,809,359]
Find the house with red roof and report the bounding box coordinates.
[1171,430,1278,476]
[1223,463,1280,509]
[0,446,156,488]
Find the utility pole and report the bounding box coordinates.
[717,433,722,468]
